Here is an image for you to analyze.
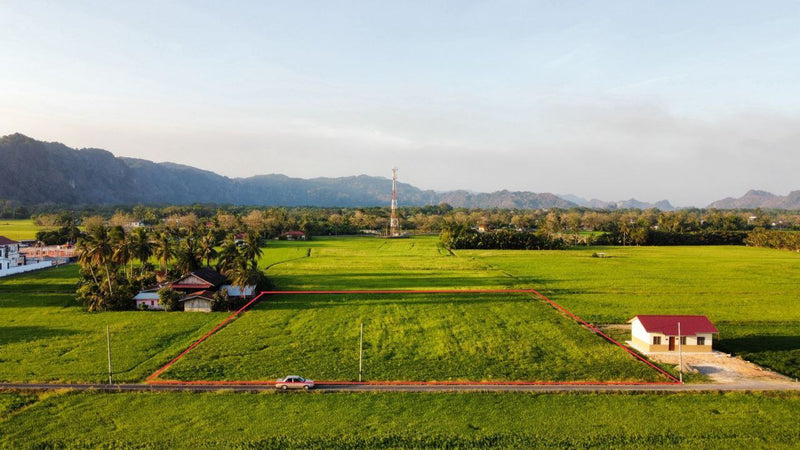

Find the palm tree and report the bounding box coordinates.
[83,224,115,296]
[153,231,175,272]
[226,257,261,301]
[175,236,201,273]
[110,226,134,279]
[216,235,240,275]
[75,237,98,285]
[130,227,153,274]
[198,232,218,268]
[241,231,264,264]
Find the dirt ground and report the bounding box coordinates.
[647,351,794,385]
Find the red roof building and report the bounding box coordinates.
[628,315,718,354]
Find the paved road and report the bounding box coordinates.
[2,381,798,393]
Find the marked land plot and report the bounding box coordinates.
[153,290,669,383]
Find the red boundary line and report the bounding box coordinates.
[147,289,681,385]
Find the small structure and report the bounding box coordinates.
[220,284,257,298]
[0,236,22,271]
[628,315,718,353]
[180,290,217,312]
[278,231,306,241]
[134,290,163,310]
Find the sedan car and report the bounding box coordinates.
[275,375,315,390]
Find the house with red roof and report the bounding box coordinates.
[628,315,718,353]
[278,231,306,241]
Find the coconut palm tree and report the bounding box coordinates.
[226,257,261,302]
[241,231,264,264]
[175,235,201,273]
[153,231,175,272]
[198,232,218,268]
[130,227,153,274]
[216,235,240,275]
[82,224,115,296]
[110,226,134,279]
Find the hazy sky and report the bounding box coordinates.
[3,1,800,206]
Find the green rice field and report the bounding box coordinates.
[1,391,798,448]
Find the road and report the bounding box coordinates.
[2,381,798,393]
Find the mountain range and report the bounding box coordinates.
[0,133,795,210]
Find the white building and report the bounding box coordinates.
[0,236,21,271]
[628,315,718,354]
[0,236,53,277]
[134,291,163,310]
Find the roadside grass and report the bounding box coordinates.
[0,392,39,420]
[463,245,800,377]
[1,390,798,448]
[0,219,51,241]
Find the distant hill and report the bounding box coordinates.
[559,194,675,211]
[0,134,574,208]
[707,190,800,210]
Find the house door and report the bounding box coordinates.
[668,337,675,351]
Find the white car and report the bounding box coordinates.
[275,375,315,390]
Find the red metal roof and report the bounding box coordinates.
[630,315,718,335]
[0,236,19,245]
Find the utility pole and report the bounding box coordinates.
[389,167,399,237]
[106,325,113,384]
[677,322,683,384]
[359,323,364,382]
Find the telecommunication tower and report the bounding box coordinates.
[390,167,399,236]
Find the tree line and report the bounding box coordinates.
[76,217,267,312]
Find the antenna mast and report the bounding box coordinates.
[390,167,399,236]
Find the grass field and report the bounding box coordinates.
[0,265,226,383]
[2,236,800,448]
[161,237,666,382]
[0,219,52,240]
[1,390,798,448]
[463,245,800,378]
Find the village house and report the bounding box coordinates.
[278,231,306,241]
[134,289,162,310]
[628,315,718,353]
[0,236,54,277]
[134,268,257,312]
[0,236,21,271]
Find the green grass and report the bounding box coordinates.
[0,219,53,240]
[463,245,800,377]
[162,237,663,382]
[0,265,227,383]
[164,292,660,382]
[0,392,39,420]
[1,391,799,448]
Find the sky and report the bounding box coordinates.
[2,1,800,207]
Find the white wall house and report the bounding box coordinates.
[134,291,163,310]
[628,315,718,354]
[0,236,21,271]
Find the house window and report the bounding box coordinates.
[697,336,706,346]
[680,336,687,345]
[652,336,661,345]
